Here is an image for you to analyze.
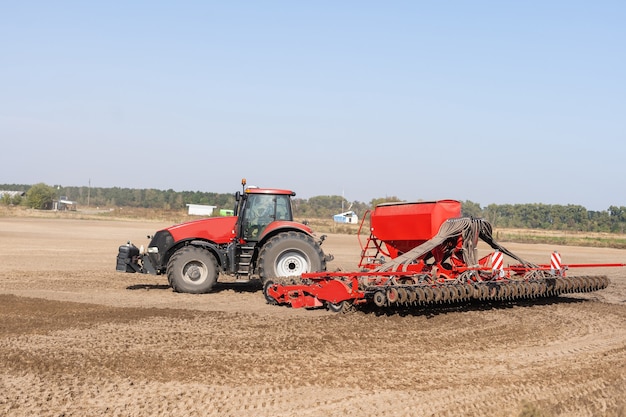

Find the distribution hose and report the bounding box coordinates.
[374,217,537,273]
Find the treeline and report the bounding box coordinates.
[462,201,626,234]
[2,183,625,234]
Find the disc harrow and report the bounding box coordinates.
[265,270,611,312]
[364,274,609,307]
[264,201,624,312]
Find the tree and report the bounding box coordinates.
[25,183,56,209]
[370,196,403,208]
[461,200,483,218]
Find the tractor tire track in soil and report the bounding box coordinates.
[1,217,626,416]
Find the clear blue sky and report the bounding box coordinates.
[1,1,624,211]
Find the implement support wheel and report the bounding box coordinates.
[373,291,386,307]
[327,300,353,313]
[263,280,278,305]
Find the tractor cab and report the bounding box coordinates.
[234,179,295,241]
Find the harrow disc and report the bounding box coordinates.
[387,287,399,304]
[449,286,461,302]
[441,287,451,303]
[498,284,510,299]
[432,287,443,303]
[407,288,417,304]
[479,285,490,300]
[471,285,482,299]
[457,285,467,301]
[586,276,596,291]
[447,286,458,302]
[593,276,606,290]
[595,276,604,289]
[538,282,548,297]
[414,287,425,304]
[458,285,469,301]
[423,287,434,303]
[397,287,408,304]
[530,282,540,298]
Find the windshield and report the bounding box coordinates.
[241,194,292,240]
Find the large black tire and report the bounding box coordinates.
[167,246,218,294]
[257,231,326,284]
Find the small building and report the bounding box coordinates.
[186,204,217,216]
[54,196,77,211]
[0,190,25,199]
[333,210,358,224]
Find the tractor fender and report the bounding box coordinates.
[260,221,314,240]
[254,223,316,261]
[166,239,227,273]
[189,240,227,270]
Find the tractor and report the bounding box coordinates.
[116,179,333,293]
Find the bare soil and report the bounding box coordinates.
[1,217,626,417]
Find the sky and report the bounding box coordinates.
[1,1,624,211]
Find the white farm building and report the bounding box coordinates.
[333,210,358,224]
[186,204,217,216]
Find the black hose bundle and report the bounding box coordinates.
[374,217,537,273]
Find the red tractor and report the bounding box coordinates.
[116,179,333,293]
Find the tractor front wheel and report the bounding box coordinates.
[167,246,218,294]
[257,231,326,284]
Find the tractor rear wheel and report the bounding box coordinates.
[257,231,326,284]
[167,246,218,294]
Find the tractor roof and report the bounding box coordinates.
[245,187,296,196]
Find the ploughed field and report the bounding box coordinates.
[1,217,626,417]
